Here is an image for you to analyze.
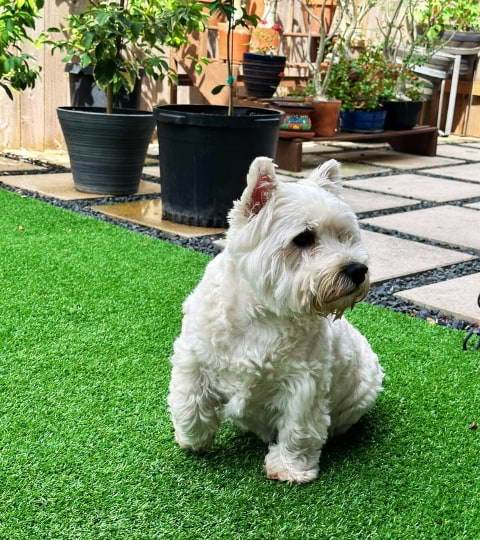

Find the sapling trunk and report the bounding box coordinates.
[106,84,114,114]
[227,20,234,116]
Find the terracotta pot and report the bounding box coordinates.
[249,27,281,53]
[310,100,341,136]
[218,22,251,63]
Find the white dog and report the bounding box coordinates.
[168,158,384,484]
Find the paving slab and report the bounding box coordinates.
[92,200,225,238]
[299,154,388,178]
[435,144,480,160]
[395,273,480,323]
[0,173,160,200]
[142,165,160,178]
[361,230,474,284]
[465,202,480,210]
[344,174,480,202]
[0,156,45,172]
[324,149,461,170]
[303,142,344,154]
[460,142,480,149]
[421,162,480,183]
[342,188,417,213]
[322,141,390,150]
[362,205,480,250]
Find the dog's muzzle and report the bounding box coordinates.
[343,263,368,287]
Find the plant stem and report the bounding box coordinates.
[106,84,114,114]
[227,18,234,116]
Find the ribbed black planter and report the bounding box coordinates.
[242,53,286,99]
[65,64,143,109]
[57,107,155,195]
[154,105,282,228]
[383,101,423,130]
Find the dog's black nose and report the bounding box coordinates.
[344,263,368,286]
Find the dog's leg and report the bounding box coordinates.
[264,374,330,484]
[168,360,220,452]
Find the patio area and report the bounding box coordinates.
[3,135,480,329]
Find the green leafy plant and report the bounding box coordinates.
[415,0,480,40]
[0,0,44,99]
[326,47,389,111]
[210,0,259,115]
[47,0,206,114]
[380,62,424,102]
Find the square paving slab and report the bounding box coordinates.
[298,154,388,178]
[361,230,474,284]
[342,188,417,213]
[435,144,480,160]
[421,162,480,183]
[362,205,480,250]
[0,173,160,200]
[465,202,480,210]
[395,273,480,323]
[92,200,226,238]
[325,149,461,170]
[344,174,480,202]
[142,166,160,178]
[0,156,45,172]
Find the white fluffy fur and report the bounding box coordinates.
[168,158,384,484]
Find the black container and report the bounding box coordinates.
[383,101,423,130]
[57,107,155,195]
[65,63,143,109]
[242,53,286,99]
[154,105,282,228]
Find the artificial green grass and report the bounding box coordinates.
[0,189,478,539]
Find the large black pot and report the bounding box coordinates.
[383,101,423,130]
[65,64,143,109]
[154,105,282,228]
[57,107,155,195]
[242,53,286,99]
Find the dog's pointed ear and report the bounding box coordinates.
[229,157,278,224]
[309,159,342,195]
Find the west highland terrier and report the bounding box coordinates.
[168,157,384,484]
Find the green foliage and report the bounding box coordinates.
[0,0,44,99]
[326,48,390,111]
[46,0,206,100]
[380,60,424,102]
[415,0,480,40]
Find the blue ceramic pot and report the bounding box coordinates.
[340,109,386,133]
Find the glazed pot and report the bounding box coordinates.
[242,52,286,99]
[340,109,386,133]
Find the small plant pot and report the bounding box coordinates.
[273,102,314,132]
[340,109,386,133]
[310,100,341,136]
[218,22,250,63]
[243,52,286,98]
[383,101,423,131]
[65,63,143,109]
[57,107,155,195]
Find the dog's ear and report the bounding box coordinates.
[232,157,278,221]
[308,159,342,195]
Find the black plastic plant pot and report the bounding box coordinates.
[57,107,155,195]
[153,105,282,228]
[65,63,143,109]
[242,53,287,99]
[383,101,423,130]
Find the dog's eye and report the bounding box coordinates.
[337,230,353,243]
[292,229,316,248]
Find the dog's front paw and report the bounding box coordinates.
[174,430,214,453]
[264,446,319,484]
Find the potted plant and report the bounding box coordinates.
[153,0,282,228]
[46,0,205,196]
[243,22,286,98]
[327,47,388,133]
[0,0,43,99]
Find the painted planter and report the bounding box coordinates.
[57,107,155,195]
[310,100,341,136]
[243,53,286,99]
[154,105,282,228]
[383,101,423,131]
[273,103,314,132]
[340,109,386,133]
